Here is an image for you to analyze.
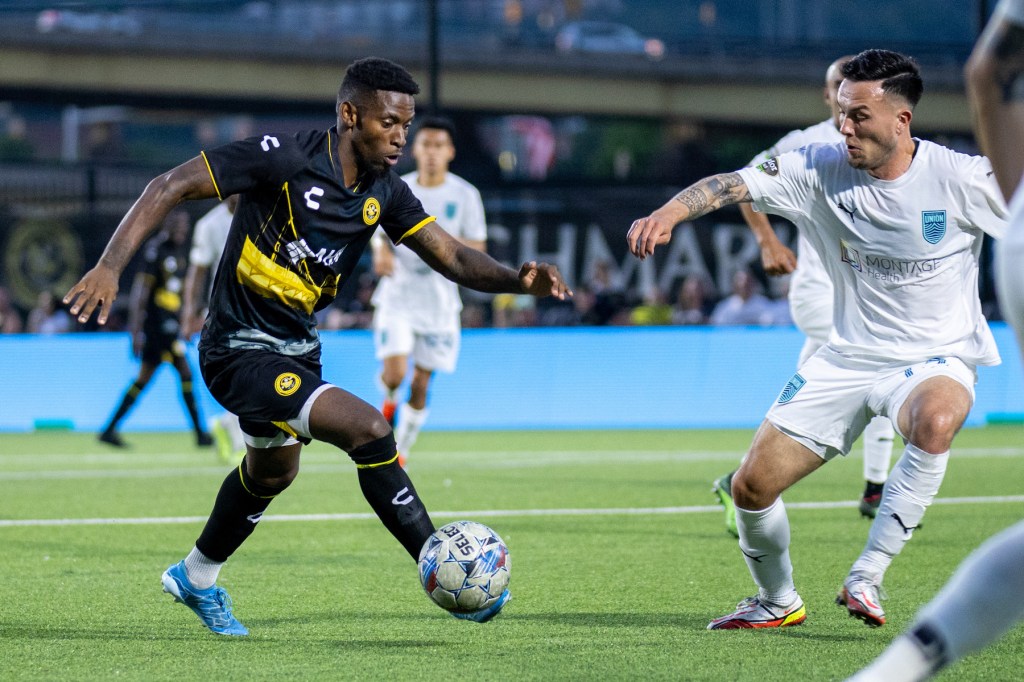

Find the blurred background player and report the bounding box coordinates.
[712,56,896,537]
[371,116,487,466]
[848,3,1024,678]
[181,195,246,464]
[98,210,213,448]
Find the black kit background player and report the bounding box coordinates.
[65,57,571,634]
[98,210,213,449]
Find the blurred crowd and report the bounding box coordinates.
[0,256,795,337]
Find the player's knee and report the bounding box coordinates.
[243,458,297,494]
[347,432,398,467]
[731,470,776,510]
[906,406,962,453]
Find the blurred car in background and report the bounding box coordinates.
[36,9,142,37]
[555,20,665,60]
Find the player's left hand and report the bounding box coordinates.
[63,264,119,325]
[519,261,572,300]
[627,212,674,260]
[760,240,798,276]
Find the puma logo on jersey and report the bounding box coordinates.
[260,135,280,151]
[304,186,325,210]
[837,200,857,221]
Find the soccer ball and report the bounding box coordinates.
[418,521,511,614]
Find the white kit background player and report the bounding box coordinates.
[181,195,246,464]
[849,2,1024,679]
[371,116,486,466]
[627,49,1007,630]
[712,56,895,536]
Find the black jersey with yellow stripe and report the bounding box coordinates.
[141,233,187,338]
[199,128,433,353]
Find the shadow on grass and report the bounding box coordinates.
[512,611,708,628]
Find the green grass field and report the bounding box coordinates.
[2,426,1022,681]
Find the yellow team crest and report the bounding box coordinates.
[362,197,380,225]
[274,372,301,396]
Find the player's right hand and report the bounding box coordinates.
[627,212,675,260]
[64,264,119,325]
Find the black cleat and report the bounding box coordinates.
[98,429,127,448]
[196,431,214,447]
[859,481,884,519]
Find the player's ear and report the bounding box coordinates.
[340,101,358,131]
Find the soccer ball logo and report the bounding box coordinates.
[418,521,511,614]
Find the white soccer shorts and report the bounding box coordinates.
[996,237,1024,352]
[373,313,460,373]
[766,347,977,460]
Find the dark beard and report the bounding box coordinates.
[351,145,388,183]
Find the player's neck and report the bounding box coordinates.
[416,170,447,188]
[868,136,917,181]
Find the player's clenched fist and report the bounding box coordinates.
[518,261,572,300]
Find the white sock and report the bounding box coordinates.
[846,632,937,682]
[850,444,948,582]
[914,519,1024,663]
[394,403,428,456]
[184,546,223,590]
[862,416,895,484]
[736,499,798,607]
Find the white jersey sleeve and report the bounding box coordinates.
[189,202,233,269]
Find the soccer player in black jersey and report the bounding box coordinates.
[97,210,213,448]
[65,57,570,635]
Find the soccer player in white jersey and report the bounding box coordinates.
[847,5,1024,679]
[371,116,487,466]
[712,56,896,536]
[627,48,1007,630]
[181,195,245,464]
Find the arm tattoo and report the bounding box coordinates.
[672,172,751,221]
[994,24,1024,102]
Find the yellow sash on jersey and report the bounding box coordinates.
[236,236,320,314]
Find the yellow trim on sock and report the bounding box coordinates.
[236,461,278,499]
[355,452,400,469]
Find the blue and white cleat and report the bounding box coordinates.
[161,561,249,636]
[452,589,511,623]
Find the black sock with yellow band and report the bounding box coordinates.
[195,458,290,562]
[350,433,435,560]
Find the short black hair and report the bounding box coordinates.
[414,115,456,141]
[338,57,419,107]
[842,49,923,108]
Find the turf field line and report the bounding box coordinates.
[4,445,1023,480]
[2,494,1022,528]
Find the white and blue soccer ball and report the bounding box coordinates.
[418,521,511,614]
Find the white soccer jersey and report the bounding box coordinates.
[738,139,1007,366]
[371,171,487,329]
[750,120,843,340]
[189,201,234,273]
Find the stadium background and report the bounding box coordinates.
[0,0,1020,432]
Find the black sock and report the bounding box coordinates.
[195,459,289,562]
[180,381,204,434]
[105,381,144,430]
[349,434,435,560]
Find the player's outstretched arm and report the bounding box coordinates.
[64,157,218,325]
[403,222,572,300]
[627,172,751,260]
[965,0,1024,202]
